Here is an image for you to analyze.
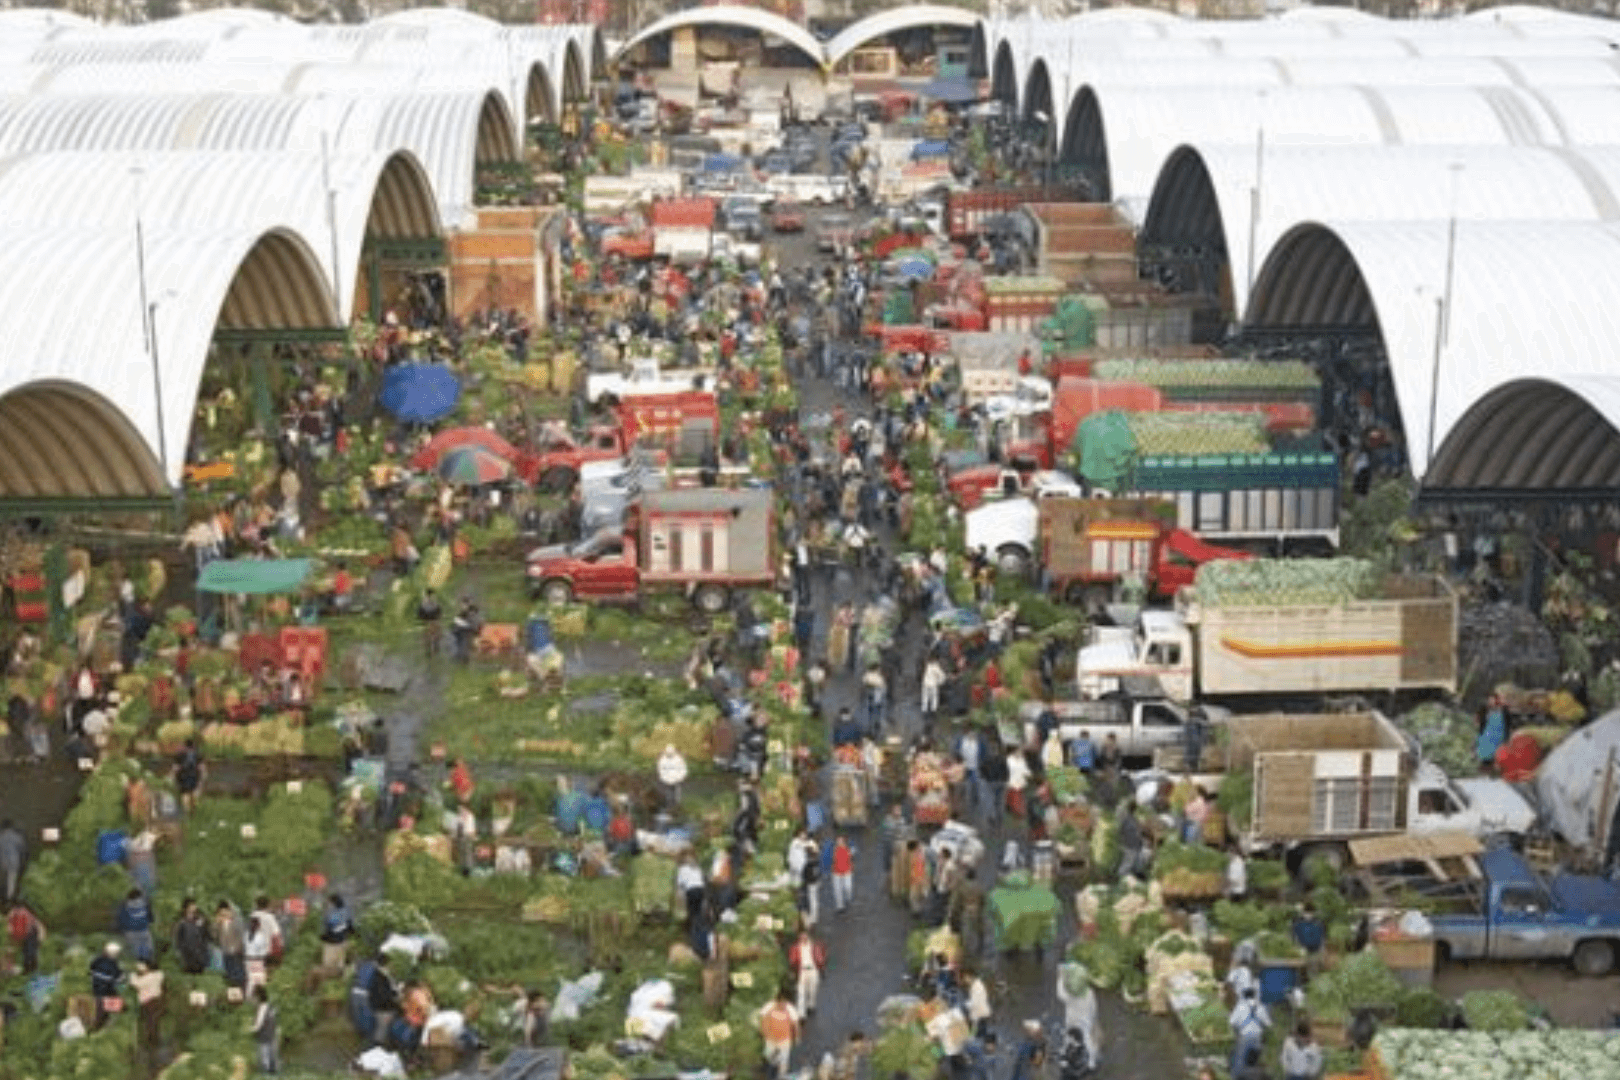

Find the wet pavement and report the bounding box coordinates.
[781,274,1196,1079]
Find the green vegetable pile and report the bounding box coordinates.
[1196,556,1381,608]
[1125,411,1271,457]
[1373,1028,1620,1080]
[1398,702,1480,777]
[1459,989,1531,1032]
[1305,950,1403,1021]
[1093,358,1318,392]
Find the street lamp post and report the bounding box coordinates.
[1246,89,1267,299]
[130,165,170,489]
[1425,162,1464,477]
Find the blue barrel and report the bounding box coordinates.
[1258,962,1301,1005]
[96,830,127,867]
[525,617,553,653]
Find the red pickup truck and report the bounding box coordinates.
[525,487,774,611]
[530,392,721,492]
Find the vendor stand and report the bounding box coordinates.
[908,747,952,827]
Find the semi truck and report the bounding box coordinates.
[945,186,1086,241]
[1425,847,1620,976]
[1077,570,1458,702]
[525,487,773,612]
[1198,711,1537,872]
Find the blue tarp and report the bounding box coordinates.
[378,363,461,423]
[921,76,980,104]
[910,139,953,161]
[893,255,934,282]
[701,153,746,174]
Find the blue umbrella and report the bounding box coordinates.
[894,255,934,282]
[378,363,461,423]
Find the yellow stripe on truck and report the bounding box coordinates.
[1219,637,1403,659]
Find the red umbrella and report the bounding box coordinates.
[409,427,519,472]
[437,446,513,487]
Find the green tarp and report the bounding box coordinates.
[1075,411,1138,489]
[196,558,314,595]
[988,875,1060,951]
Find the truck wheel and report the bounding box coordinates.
[540,579,574,606]
[693,584,730,614]
[995,544,1030,579]
[1573,939,1615,977]
[1296,843,1347,886]
[540,466,576,494]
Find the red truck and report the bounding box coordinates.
[1039,497,1249,606]
[946,186,1085,241]
[600,228,656,261]
[998,377,1315,470]
[525,487,774,612]
[528,392,721,492]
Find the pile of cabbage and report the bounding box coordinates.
[1372,1028,1620,1080]
[1093,358,1318,391]
[1196,556,1381,608]
[1398,702,1479,778]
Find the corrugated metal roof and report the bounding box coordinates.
[0,224,337,493]
[618,5,823,67]
[1245,219,1620,480]
[1141,142,1620,315]
[0,148,438,321]
[826,6,980,66]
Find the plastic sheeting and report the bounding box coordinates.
[1533,711,1620,849]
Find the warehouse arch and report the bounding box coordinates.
[1060,86,1110,201]
[991,40,1019,108]
[825,6,981,67]
[1137,145,1232,308]
[615,5,825,68]
[563,39,586,101]
[1245,222,1377,329]
[526,61,557,123]
[1023,57,1055,127]
[1428,378,1620,492]
[0,382,165,500]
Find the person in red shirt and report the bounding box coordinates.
[830,836,855,913]
[330,562,354,613]
[447,759,474,805]
[787,929,826,1017]
[607,798,635,857]
[8,902,45,974]
[983,659,1002,693]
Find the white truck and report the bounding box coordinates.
[710,233,762,268]
[584,169,684,214]
[585,357,714,405]
[766,173,850,206]
[1077,573,1459,703]
[961,471,1084,576]
[1010,691,1229,762]
[1159,710,1537,872]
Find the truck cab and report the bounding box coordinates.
[961,472,1084,575]
[1408,761,1537,841]
[526,528,637,602]
[1430,848,1620,976]
[585,357,712,405]
[982,376,1054,424]
[1078,610,1195,702]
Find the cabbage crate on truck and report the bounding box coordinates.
[1077,568,1458,702]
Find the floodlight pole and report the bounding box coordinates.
[132,165,171,494]
[1426,162,1464,477]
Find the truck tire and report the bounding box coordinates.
[540,466,577,494]
[1573,939,1615,977]
[995,544,1031,578]
[693,584,730,614]
[539,579,574,606]
[1295,843,1348,886]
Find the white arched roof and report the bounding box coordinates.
[1245,219,1620,480]
[1142,142,1620,315]
[371,8,504,34]
[0,148,440,321]
[617,5,825,67]
[826,5,980,66]
[1524,86,1620,144]
[1066,83,1599,218]
[0,224,338,493]
[0,90,517,228]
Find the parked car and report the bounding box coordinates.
[768,201,805,233]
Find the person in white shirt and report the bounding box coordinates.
[243,914,273,992]
[1225,961,1256,1002]
[1056,963,1100,1072]
[1228,987,1271,1075]
[921,659,946,720]
[1225,848,1248,901]
[657,745,688,808]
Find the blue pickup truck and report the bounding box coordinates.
[1430,848,1620,976]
